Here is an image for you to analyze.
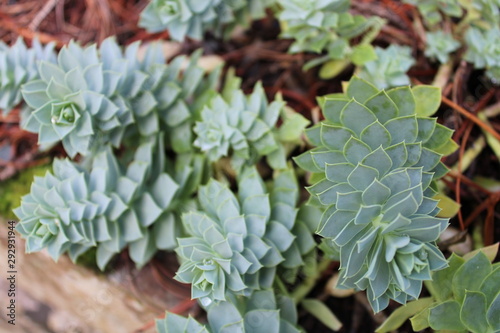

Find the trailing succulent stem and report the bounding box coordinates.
[20,37,219,157]
[0,37,56,115]
[15,135,207,269]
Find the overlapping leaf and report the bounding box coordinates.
[139,0,276,41]
[157,290,301,333]
[424,31,460,64]
[194,74,308,172]
[464,27,500,83]
[0,37,56,115]
[21,39,132,157]
[357,45,415,89]
[277,0,379,71]
[14,135,205,269]
[404,246,500,332]
[295,76,455,312]
[175,166,317,302]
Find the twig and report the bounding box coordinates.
[28,0,60,31]
[455,122,473,230]
[0,11,65,46]
[437,229,469,250]
[442,95,500,142]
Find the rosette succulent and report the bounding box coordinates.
[175,166,314,303]
[470,0,500,25]
[157,290,301,333]
[194,76,308,171]
[0,37,56,114]
[99,38,221,151]
[295,77,456,312]
[277,0,379,67]
[357,45,415,89]
[403,0,463,26]
[464,27,500,83]
[409,248,500,332]
[153,49,222,153]
[139,0,275,41]
[424,31,460,64]
[14,135,204,269]
[272,168,321,284]
[21,40,131,157]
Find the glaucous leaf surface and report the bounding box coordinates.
[357,45,415,89]
[194,73,309,172]
[406,246,500,332]
[175,166,319,303]
[157,290,301,333]
[464,27,500,83]
[139,0,276,41]
[0,37,56,114]
[14,135,205,269]
[295,76,456,312]
[403,0,463,26]
[277,0,380,71]
[424,31,460,64]
[20,37,220,156]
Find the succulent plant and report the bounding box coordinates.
[0,37,56,114]
[175,166,315,303]
[101,38,222,151]
[272,173,321,284]
[157,290,301,333]
[194,75,308,171]
[470,0,500,25]
[409,247,500,332]
[424,31,461,64]
[14,135,205,269]
[294,77,455,312]
[277,0,379,67]
[21,40,131,157]
[19,37,220,157]
[403,0,463,26]
[139,0,276,41]
[154,49,222,153]
[464,27,500,83]
[357,45,415,89]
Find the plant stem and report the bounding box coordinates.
[432,60,453,89]
[274,276,290,296]
[291,257,332,304]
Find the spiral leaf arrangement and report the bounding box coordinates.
[157,290,301,332]
[20,37,218,157]
[295,77,455,312]
[357,45,415,89]
[21,40,131,157]
[14,135,205,268]
[139,0,276,41]
[278,0,368,55]
[175,166,319,302]
[0,37,56,115]
[194,73,309,171]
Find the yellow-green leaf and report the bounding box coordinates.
[319,59,351,79]
[376,297,435,333]
[301,298,342,331]
[434,193,461,218]
[413,86,441,117]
